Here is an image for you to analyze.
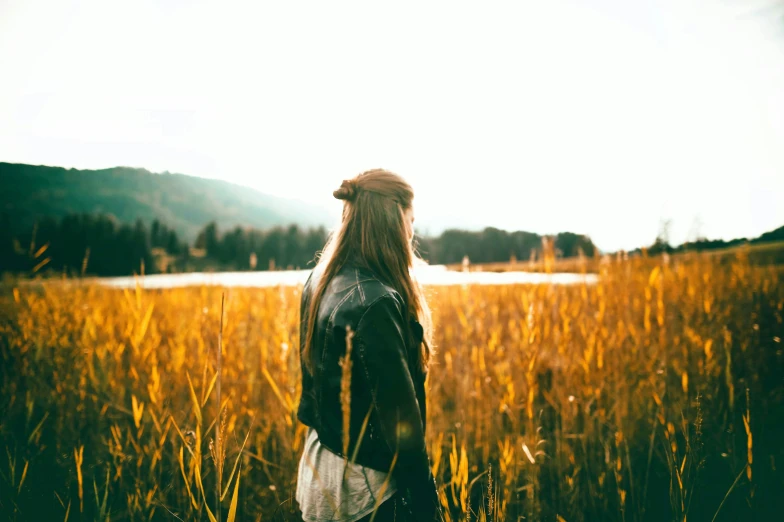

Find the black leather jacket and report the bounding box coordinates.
[296,258,442,521]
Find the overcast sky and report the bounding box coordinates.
[1,0,782,251]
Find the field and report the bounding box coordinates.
[447,239,784,274]
[1,249,782,521]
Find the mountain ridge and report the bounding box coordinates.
[0,162,333,241]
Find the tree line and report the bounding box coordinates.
[5,211,778,278]
[0,213,186,277]
[419,229,595,264]
[1,212,601,277]
[194,221,329,271]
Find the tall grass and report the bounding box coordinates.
[0,249,781,520]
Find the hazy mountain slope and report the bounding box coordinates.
[0,162,333,240]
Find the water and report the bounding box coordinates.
[96,265,597,289]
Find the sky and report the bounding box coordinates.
[1,0,782,252]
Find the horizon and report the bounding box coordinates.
[1,0,783,251]
[4,160,782,255]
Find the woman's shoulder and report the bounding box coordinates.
[333,263,396,300]
[319,264,402,322]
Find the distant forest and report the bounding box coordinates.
[2,212,782,278]
[1,212,598,277]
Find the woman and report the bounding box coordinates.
[295,169,443,522]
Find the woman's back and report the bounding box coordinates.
[297,258,427,475]
[295,170,442,522]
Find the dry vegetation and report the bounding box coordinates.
[0,246,782,521]
[449,239,784,274]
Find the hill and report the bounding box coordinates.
[753,225,784,244]
[0,162,333,241]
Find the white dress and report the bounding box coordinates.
[295,427,398,521]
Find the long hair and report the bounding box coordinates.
[302,168,434,373]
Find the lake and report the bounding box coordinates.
[94,265,598,289]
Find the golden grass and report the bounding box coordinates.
[0,248,782,521]
[448,239,784,275]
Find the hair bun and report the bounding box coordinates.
[333,179,358,201]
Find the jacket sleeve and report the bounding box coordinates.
[355,295,442,522]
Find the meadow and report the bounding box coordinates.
[0,247,782,521]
